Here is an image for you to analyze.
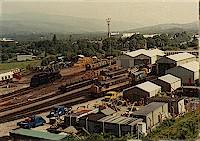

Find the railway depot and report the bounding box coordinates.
[151,74,181,92]
[117,49,164,68]
[131,102,169,131]
[166,61,199,85]
[0,51,199,140]
[156,52,196,76]
[123,81,161,102]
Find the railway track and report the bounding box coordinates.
[0,80,93,112]
[0,96,91,123]
[0,86,92,123]
[0,65,133,124]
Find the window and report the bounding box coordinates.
[8,75,10,79]
[5,76,7,79]
[2,77,4,80]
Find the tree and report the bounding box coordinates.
[1,54,9,61]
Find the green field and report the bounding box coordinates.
[0,60,41,71]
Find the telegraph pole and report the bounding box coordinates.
[106,18,112,65]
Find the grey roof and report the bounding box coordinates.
[100,108,116,115]
[98,115,143,126]
[136,81,161,93]
[80,113,106,121]
[167,52,195,62]
[125,49,164,58]
[10,128,67,141]
[131,102,167,116]
[158,74,181,84]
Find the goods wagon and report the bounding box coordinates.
[90,76,131,96]
[101,68,128,78]
[86,59,116,70]
[0,71,14,82]
[30,71,61,87]
[129,71,147,84]
[59,79,94,93]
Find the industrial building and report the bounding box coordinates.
[156,52,196,75]
[166,61,199,85]
[17,54,36,61]
[147,96,185,116]
[123,81,161,102]
[64,108,99,126]
[10,128,71,141]
[151,74,181,92]
[79,113,144,137]
[117,49,164,68]
[131,102,169,131]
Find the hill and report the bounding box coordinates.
[125,22,198,34]
[0,13,197,35]
[0,13,141,34]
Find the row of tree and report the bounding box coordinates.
[1,31,197,63]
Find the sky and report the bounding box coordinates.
[1,0,199,27]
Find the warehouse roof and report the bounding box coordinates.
[80,113,106,121]
[131,102,167,116]
[98,115,143,126]
[125,49,164,58]
[167,52,195,62]
[100,108,116,115]
[10,128,67,141]
[180,61,199,72]
[136,81,161,93]
[158,74,181,84]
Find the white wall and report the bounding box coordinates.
[149,88,161,97]
[178,99,185,114]
[170,80,182,91]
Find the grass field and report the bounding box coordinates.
[0,60,41,71]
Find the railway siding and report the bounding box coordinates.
[0,85,91,118]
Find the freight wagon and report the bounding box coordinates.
[30,71,61,87]
[101,68,128,78]
[0,71,14,82]
[86,59,116,70]
[59,79,94,93]
[90,76,131,97]
[129,71,147,84]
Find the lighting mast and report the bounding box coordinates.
[106,18,111,65]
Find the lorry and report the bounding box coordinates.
[17,116,46,129]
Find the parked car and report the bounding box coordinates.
[46,106,72,118]
[17,116,46,129]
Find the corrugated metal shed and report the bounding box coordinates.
[136,81,161,93]
[10,128,67,141]
[98,115,142,126]
[131,102,166,116]
[180,61,199,72]
[158,74,181,84]
[100,108,116,115]
[167,52,195,62]
[125,49,164,58]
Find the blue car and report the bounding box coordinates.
[46,106,72,118]
[17,116,46,129]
